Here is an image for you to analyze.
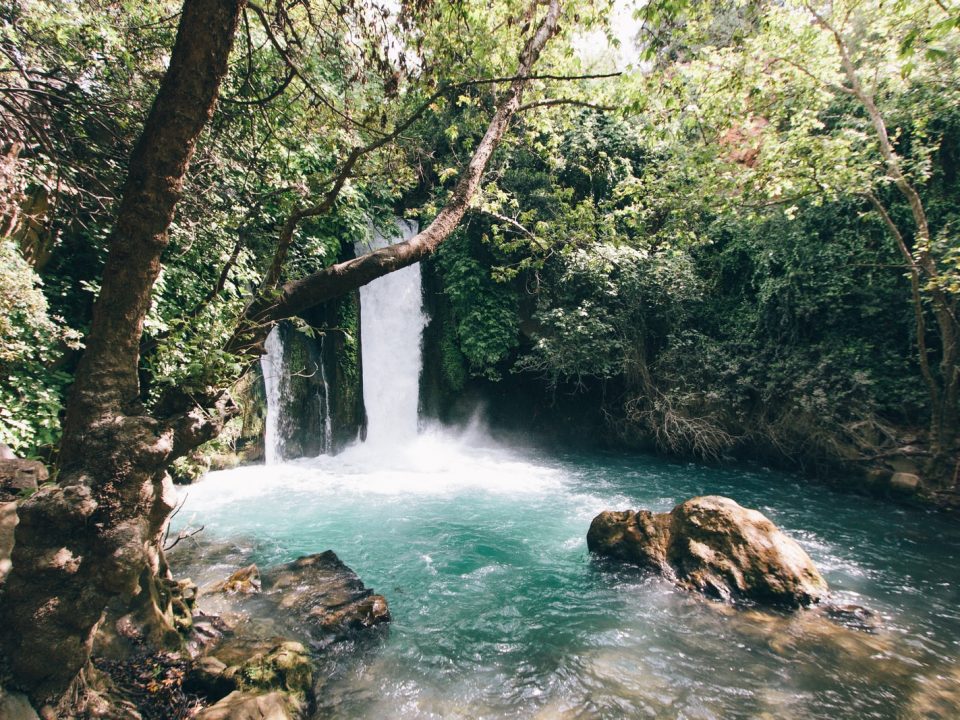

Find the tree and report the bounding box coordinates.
[623,0,959,471]
[0,0,564,706]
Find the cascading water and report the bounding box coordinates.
[260,325,287,464]
[355,218,426,444]
[262,322,335,460]
[260,219,419,461]
[318,334,334,453]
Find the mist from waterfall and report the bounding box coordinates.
[355,218,426,445]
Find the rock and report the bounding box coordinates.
[888,452,922,475]
[822,603,882,633]
[222,640,313,699]
[209,564,262,594]
[588,496,828,607]
[1,500,18,582]
[586,509,671,570]
[861,467,892,488]
[0,458,46,502]
[0,442,15,459]
[195,690,301,720]
[262,551,390,637]
[0,688,40,720]
[889,472,920,494]
[186,655,235,701]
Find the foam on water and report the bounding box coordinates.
[187,428,565,509]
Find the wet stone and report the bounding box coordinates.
[261,551,391,639]
[194,690,300,720]
[588,496,828,607]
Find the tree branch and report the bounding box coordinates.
[255,71,619,294]
[517,98,614,113]
[226,0,565,354]
[471,207,538,238]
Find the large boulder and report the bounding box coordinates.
[588,496,828,607]
[262,551,390,638]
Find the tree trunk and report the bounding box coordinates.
[0,0,243,705]
[820,9,960,470]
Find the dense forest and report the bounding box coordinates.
[1,0,959,718]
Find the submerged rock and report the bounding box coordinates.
[262,551,391,638]
[588,496,828,607]
[908,665,960,719]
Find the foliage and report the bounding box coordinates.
[0,239,79,454]
[433,230,520,378]
[2,0,956,471]
[422,0,956,463]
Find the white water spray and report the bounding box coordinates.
[356,219,426,445]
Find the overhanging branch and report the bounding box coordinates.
[226,0,565,354]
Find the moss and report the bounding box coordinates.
[328,291,364,446]
[336,291,361,390]
[234,370,266,459]
[439,313,467,392]
[230,642,313,700]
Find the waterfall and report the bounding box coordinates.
[356,218,426,445]
[262,323,334,461]
[261,325,287,464]
[319,334,334,453]
[260,217,423,462]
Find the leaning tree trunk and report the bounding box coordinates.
[819,8,960,475]
[0,0,243,705]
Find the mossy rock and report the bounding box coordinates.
[222,640,313,700]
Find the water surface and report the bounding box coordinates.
[172,429,960,719]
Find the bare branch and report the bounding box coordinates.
[471,207,537,238]
[164,525,205,552]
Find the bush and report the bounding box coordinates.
[0,240,80,455]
